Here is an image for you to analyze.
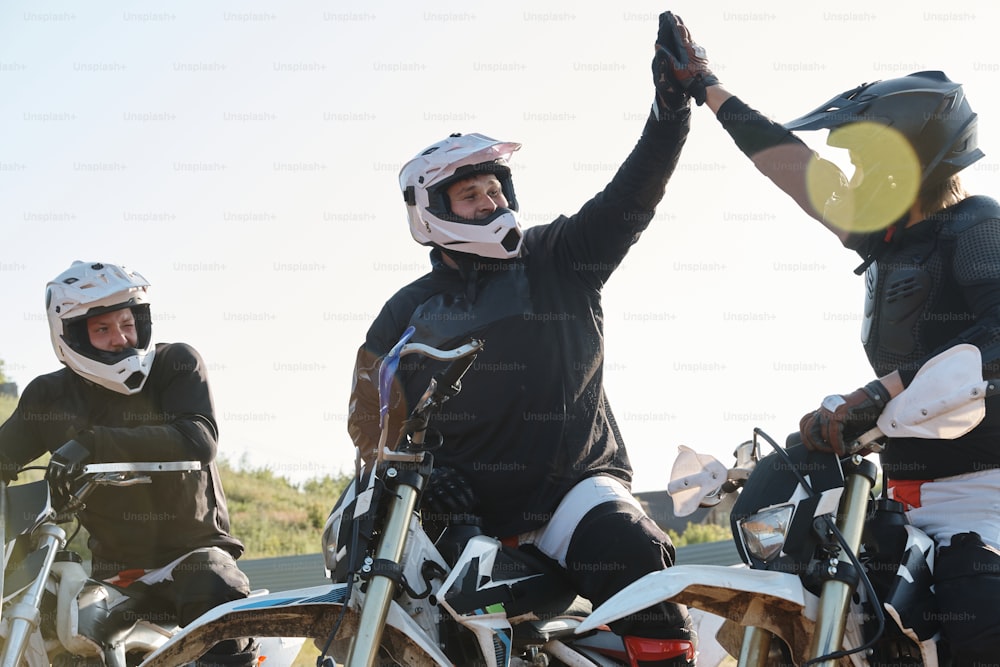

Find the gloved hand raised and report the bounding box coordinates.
[799,380,891,456]
[45,439,93,511]
[653,11,719,107]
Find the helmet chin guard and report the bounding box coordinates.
[46,261,155,395]
[400,133,524,260]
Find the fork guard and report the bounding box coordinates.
[136,584,452,667]
[576,564,822,662]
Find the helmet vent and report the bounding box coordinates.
[124,371,146,391]
[500,229,521,252]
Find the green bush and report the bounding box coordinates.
[218,459,350,558]
[668,520,731,547]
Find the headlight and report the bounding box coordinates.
[738,504,793,562]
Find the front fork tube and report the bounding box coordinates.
[1,523,67,667]
[345,465,422,667]
[737,626,774,667]
[807,455,876,667]
[737,456,876,667]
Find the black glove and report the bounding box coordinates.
[45,439,93,511]
[420,466,478,525]
[654,12,719,107]
[652,45,689,112]
[800,380,891,456]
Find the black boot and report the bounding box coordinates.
[195,639,259,667]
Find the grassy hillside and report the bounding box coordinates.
[220,460,350,558]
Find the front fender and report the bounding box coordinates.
[577,565,820,661]
[137,584,452,667]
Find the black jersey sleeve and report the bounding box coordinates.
[90,343,220,464]
[716,96,850,240]
[532,107,691,290]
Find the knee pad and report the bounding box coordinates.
[565,500,690,640]
[566,500,676,582]
[934,532,1000,656]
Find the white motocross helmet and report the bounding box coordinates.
[399,132,523,260]
[46,261,155,395]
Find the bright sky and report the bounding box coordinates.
[2,0,999,492]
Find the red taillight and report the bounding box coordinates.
[623,636,695,666]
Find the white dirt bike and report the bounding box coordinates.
[321,326,664,666]
[0,461,303,667]
[578,344,992,666]
[123,327,654,667]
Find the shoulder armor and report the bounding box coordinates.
[944,196,1000,285]
[938,195,1000,238]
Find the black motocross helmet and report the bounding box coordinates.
[784,70,984,189]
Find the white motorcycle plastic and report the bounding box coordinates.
[578,344,991,666]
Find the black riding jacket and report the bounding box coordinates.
[348,108,690,538]
[718,95,1000,480]
[0,343,244,567]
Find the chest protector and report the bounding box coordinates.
[861,196,1000,376]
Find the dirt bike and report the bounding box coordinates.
[0,461,303,667]
[121,327,652,667]
[577,344,992,666]
[320,325,665,667]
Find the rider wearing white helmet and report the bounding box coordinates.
[46,261,156,395]
[349,13,702,666]
[0,261,258,667]
[400,132,523,260]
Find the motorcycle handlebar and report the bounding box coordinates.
[82,461,204,475]
[375,334,484,462]
[400,338,484,410]
[399,339,483,363]
[65,461,204,512]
